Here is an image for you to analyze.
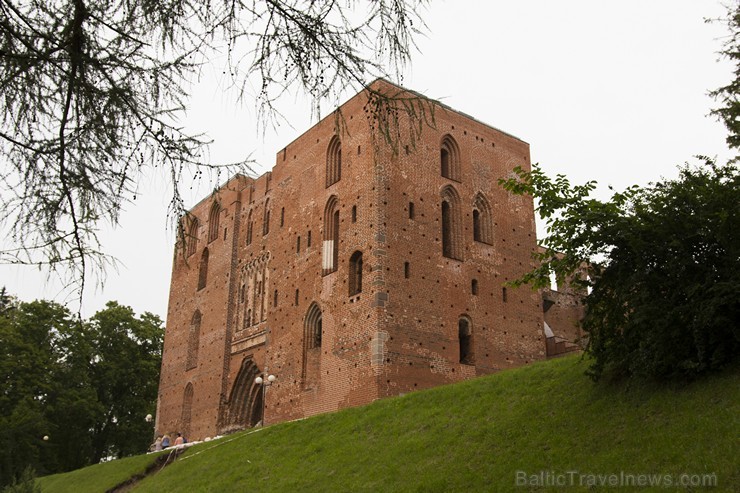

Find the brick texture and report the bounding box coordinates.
[155,80,583,440]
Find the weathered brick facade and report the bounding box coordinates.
[156,80,582,440]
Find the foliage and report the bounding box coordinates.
[500,160,740,381]
[0,296,163,486]
[38,355,739,492]
[1,467,41,493]
[0,0,427,300]
[709,2,740,155]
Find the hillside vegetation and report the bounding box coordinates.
[38,355,739,492]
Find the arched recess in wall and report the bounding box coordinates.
[208,202,220,242]
[302,302,322,389]
[197,248,209,290]
[440,135,461,181]
[262,199,271,236]
[473,192,494,245]
[246,209,253,245]
[225,357,263,430]
[186,310,201,370]
[441,185,464,261]
[326,135,341,187]
[186,217,199,257]
[181,383,194,438]
[322,196,339,275]
[349,250,363,296]
[458,315,474,365]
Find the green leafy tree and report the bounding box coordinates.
[709,3,740,154]
[500,160,739,381]
[0,296,163,486]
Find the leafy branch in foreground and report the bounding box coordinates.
[500,160,740,381]
[0,0,427,302]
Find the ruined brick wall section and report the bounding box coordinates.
[158,179,245,440]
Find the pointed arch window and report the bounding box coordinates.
[349,251,363,296]
[459,316,474,365]
[262,199,271,236]
[440,135,461,181]
[186,218,199,257]
[181,383,194,437]
[208,202,220,242]
[322,196,339,275]
[441,185,463,261]
[304,302,322,349]
[197,248,209,290]
[186,311,201,370]
[326,136,342,187]
[246,210,254,245]
[473,193,494,244]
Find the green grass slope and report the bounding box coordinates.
[39,355,739,492]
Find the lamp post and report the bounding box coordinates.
[254,372,276,427]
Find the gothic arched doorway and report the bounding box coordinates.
[226,358,263,430]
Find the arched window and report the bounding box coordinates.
[302,303,322,388]
[322,196,339,275]
[326,136,342,187]
[246,210,253,246]
[262,199,271,236]
[186,218,199,257]
[349,251,363,296]
[473,193,494,244]
[186,311,201,370]
[440,135,461,181]
[197,248,209,290]
[208,202,220,242]
[441,185,463,261]
[459,316,474,365]
[305,302,322,349]
[181,383,194,438]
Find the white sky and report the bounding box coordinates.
[1,0,734,319]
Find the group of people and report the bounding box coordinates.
[151,432,186,451]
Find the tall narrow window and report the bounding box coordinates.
[471,279,479,295]
[197,248,209,290]
[302,303,322,389]
[323,196,339,275]
[273,289,278,307]
[246,210,253,246]
[441,185,463,260]
[349,251,363,296]
[408,202,415,219]
[280,207,285,227]
[186,311,201,370]
[502,287,508,302]
[440,135,461,181]
[307,230,312,248]
[459,317,473,365]
[295,289,299,306]
[473,193,494,244]
[262,199,271,236]
[208,202,220,242]
[326,136,342,187]
[296,236,301,253]
[404,261,410,279]
[181,383,194,438]
[186,218,199,257]
[305,303,322,349]
[351,205,357,223]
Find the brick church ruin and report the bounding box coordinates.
[156,79,583,440]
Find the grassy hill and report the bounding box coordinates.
[38,355,739,492]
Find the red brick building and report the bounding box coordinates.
[155,80,582,440]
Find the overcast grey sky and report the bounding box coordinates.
[1,0,733,319]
